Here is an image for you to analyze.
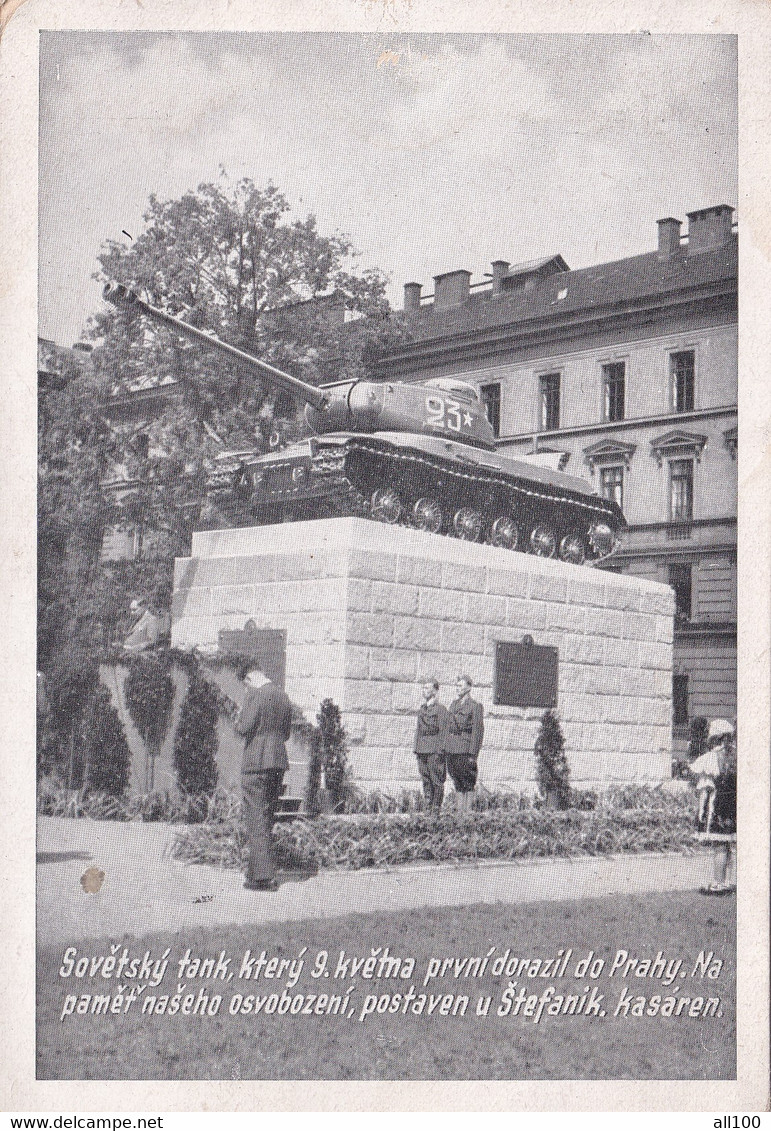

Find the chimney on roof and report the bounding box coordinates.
[657,217,682,258]
[433,269,471,309]
[686,205,734,254]
[491,260,510,296]
[403,281,422,313]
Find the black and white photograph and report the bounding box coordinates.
[2,1,769,1110]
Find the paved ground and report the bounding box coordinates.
[36,816,715,946]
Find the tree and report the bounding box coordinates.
[83,685,132,797]
[86,175,406,549]
[173,673,219,800]
[534,710,570,809]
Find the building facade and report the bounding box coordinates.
[381,205,737,747]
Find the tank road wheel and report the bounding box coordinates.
[530,524,557,558]
[412,497,443,534]
[587,521,617,560]
[489,516,518,550]
[370,487,403,524]
[453,508,483,542]
[559,533,586,565]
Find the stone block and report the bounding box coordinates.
[393,616,443,652]
[443,561,486,593]
[274,549,340,582]
[349,748,395,782]
[173,557,195,590]
[372,581,419,616]
[441,621,486,655]
[344,645,370,679]
[209,585,256,618]
[655,616,674,644]
[563,635,605,665]
[604,637,639,668]
[466,592,507,625]
[397,556,443,588]
[487,567,530,598]
[546,605,586,633]
[174,586,212,618]
[624,612,657,641]
[584,666,622,696]
[391,682,424,713]
[559,663,585,692]
[639,587,676,617]
[530,572,567,603]
[347,613,394,648]
[638,641,672,670]
[505,598,548,632]
[369,648,419,684]
[604,584,640,612]
[345,680,393,714]
[567,575,606,608]
[418,587,467,621]
[602,609,627,638]
[559,693,597,723]
[391,749,423,781]
[347,578,372,613]
[601,697,640,725]
[365,713,415,749]
[349,549,398,582]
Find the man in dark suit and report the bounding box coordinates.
[444,674,484,812]
[234,664,293,891]
[414,678,449,813]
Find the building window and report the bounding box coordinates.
[671,350,695,413]
[602,362,625,422]
[599,465,624,510]
[539,373,560,431]
[480,382,501,438]
[673,673,689,728]
[668,563,692,621]
[669,459,694,522]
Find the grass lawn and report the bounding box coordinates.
[37,890,734,1081]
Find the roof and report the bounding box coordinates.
[402,237,737,345]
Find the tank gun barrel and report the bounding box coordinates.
[102,282,329,412]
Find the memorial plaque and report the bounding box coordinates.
[217,620,287,688]
[493,638,558,708]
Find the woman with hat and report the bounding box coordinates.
[690,718,736,894]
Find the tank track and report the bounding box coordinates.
[207,436,623,564]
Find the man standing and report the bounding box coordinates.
[444,674,484,812]
[413,678,449,814]
[234,664,293,891]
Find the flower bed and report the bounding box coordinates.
[172,790,700,873]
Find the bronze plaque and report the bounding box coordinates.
[494,639,558,708]
[218,621,287,688]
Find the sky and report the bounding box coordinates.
[38,32,737,345]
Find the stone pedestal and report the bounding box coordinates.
[172,518,675,791]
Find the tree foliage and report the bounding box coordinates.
[173,674,220,799]
[83,685,132,796]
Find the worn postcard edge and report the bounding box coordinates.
[1,0,769,1111]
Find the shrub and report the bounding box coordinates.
[124,651,174,792]
[534,710,570,809]
[316,699,353,814]
[82,685,131,796]
[173,674,219,802]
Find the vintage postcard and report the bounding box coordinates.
[2,0,769,1113]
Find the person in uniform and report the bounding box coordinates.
[444,674,484,812]
[122,596,160,652]
[413,678,449,814]
[234,664,293,891]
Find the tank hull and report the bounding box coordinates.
[205,432,625,564]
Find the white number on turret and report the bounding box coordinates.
[425,394,469,432]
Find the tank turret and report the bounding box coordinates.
[103,282,625,563]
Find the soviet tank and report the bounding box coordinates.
[103,282,625,564]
